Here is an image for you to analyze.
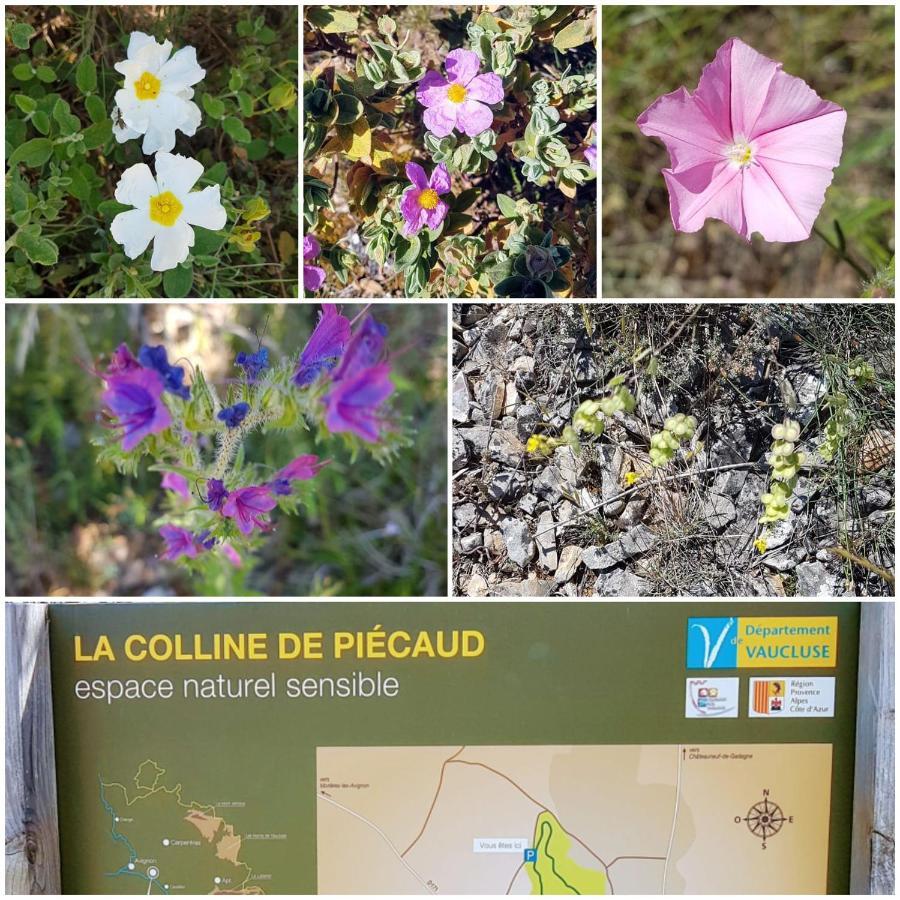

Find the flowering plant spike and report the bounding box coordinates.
[636,37,847,242]
[110,153,227,271]
[93,307,406,568]
[113,31,205,154]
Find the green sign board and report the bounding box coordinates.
[49,602,859,894]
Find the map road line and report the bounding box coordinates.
[661,744,684,894]
[316,792,432,893]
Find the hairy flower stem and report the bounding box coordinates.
[210,409,275,480]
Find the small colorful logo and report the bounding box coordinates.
[752,679,786,715]
[686,617,737,669]
[524,848,537,863]
[685,677,739,718]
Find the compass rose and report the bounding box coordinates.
[735,790,793,849]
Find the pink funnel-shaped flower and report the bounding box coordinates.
[416,48,504,138]
[221,485,278,535]
[303,235,326,292]
[401,162,451,237]
[636,38,847,242]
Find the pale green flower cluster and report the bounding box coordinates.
[759,418,803,527]
[649,413,697,467]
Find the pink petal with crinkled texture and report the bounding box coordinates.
[755,108,847,168]
[304,265,326,292]
[456,99,493,136]
[445,48,481,85]
[416,70,449,107]
[689,40,733,142]
[664,160,746,237]
[423,199,449,231]
[726,38,779,138]
[742,159,835,242]
[423,103,457,138]
[636,87,728,173]
[751,67,843,140]
[466,72,504,104]
[400,188,426,235]
[405,162,429,190]
[429,162,451,194]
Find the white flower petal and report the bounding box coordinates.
[111,209,158,258]
[126,31,156,60]
[150,219,194,272]
[114,59,144,81]
[155,151,204,197]
[176,86,195,101]
[130,36,173,73]
[178,98,202,137]
[113,118,142,144]
[115,88,150,133]
[139,92,183,154]
[158,45,205,91]
[115,163,159,209]
[182,186,227,230]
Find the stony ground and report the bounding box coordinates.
[452,303,895,597]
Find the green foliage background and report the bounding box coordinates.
[5,5,299,298]
[5,303,447,596]
[603,4,895,298]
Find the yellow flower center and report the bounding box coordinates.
[727,139,754,168]
[418,188,439,210]
[134,70,161,101]
[447,83,468,104]
[149,191,184,227]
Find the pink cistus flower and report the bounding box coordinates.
[417,48,504,138]
[401,162,451,237]
[303,235,326,292]
[221,485,278,535]
[636,38,847,242]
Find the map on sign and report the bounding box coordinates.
[98,760,275,894]
[316,744,832,895]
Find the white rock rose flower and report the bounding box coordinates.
[111,153,227,272]
[113,31,205,154]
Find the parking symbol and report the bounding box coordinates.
[524,848,537,863]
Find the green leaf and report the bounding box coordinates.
[14,94,37,114]
[98,199,130,219]
[31,111,51,135]
[67,165,93,202]
[274,132,298,158]
[163,264,194,298]
[496,193,519,218]
[202,162,228,184]
[35,65,56,83]
[75,55,97,92]
[82,120,112,149]
[85,93,106,123]
[193,254,219,267]
[12,63,33,81]
[202,93,226,119]
[11,22,35,50]
[193,229,226,255]
[14,225,59,266]
[246,138,269,161]
[223,116,252,143]
[8,138,54,168]
[228,70,243,91]
[334,93,363,125]
[552,20,589,51]
[307,6,359,33]
[268,82,296,111]
[237,92,254,116]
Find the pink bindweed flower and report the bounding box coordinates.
[416,48,504,138]
[102,368,171,451]
[303,235,326,292]
[636,37,847,242]
[161,471,190,499]
[221,485,278,535]
[401,162,451,237]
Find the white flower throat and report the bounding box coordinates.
[727,138,755,168]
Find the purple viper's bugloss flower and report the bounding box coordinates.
[221,485,278,535]
[161,472,190,499]
[270,454,324,495]
[331,316,388,382]
[138,344,191,400]
[102,368,171,451]
[293,304,351,387]
[235,347,270,383]
[107,343,142,377]
[324,363,395,443]
[206,478,229,512]
[159,524,202,560]
[217,402,250,429]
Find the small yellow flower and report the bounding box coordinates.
[624,471,641,486]
[753,536,768,554]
